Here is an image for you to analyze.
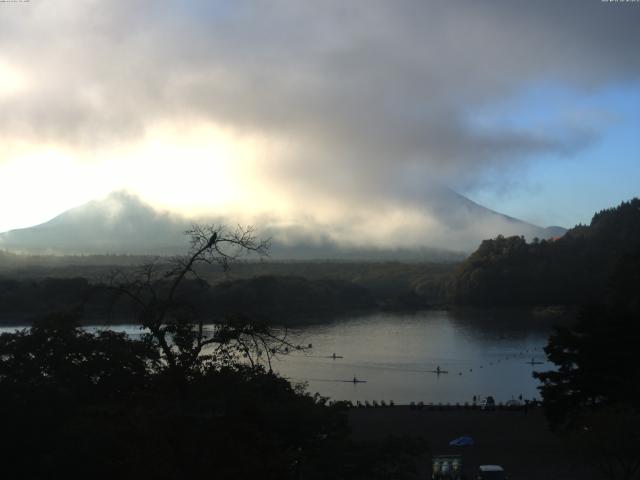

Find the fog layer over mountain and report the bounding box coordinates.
[0,190,565,259]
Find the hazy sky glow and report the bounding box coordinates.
[1,0,639,239]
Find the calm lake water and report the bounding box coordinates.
[0,310,556,404]
[272,310,554,404]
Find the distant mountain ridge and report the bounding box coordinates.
[0,189,565,259]
[411,185,566,242]
[1,192,188,254]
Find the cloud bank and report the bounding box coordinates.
[0,0,639,247]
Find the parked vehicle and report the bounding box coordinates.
[477,464,506,480]
[432,454,463,479]
[481,396,496,410]
[505,399,522,408]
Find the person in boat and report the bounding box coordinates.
[436,365,441,373]
[353,376,358,383]
[332,353,336,359]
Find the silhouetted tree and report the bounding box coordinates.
[0,312,159,479]
[107,225,308,377]
[534,305,640,429]
[534,250,640,480]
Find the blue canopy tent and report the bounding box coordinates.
[448,435,475,446]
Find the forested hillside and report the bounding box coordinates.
[448,198,640,306]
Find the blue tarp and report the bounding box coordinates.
[449,435,475,446]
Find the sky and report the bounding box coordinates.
[0,0,639,244]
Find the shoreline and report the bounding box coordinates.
[0,304,576,328]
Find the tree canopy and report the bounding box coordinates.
[449,198,640,306]
[533,248,640,479]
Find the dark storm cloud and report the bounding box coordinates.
[1,0,639,200]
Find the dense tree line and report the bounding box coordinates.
[0,275,377,324]
[448,198,640,306]
[0,270,448,325]
[0,277,93,320]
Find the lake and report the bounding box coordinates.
[272,310,555,405]
[0,309,556,405]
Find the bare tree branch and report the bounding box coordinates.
[103,224,305,377]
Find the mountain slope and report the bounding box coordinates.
[413,185,565,246]
[0,192,188,254]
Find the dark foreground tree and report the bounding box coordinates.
[534,251,640,479]
[0,313,159,479]
[0,317,426,480]
[534,305,640,429]
[534,248,640,429]
[0,315,348,480]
